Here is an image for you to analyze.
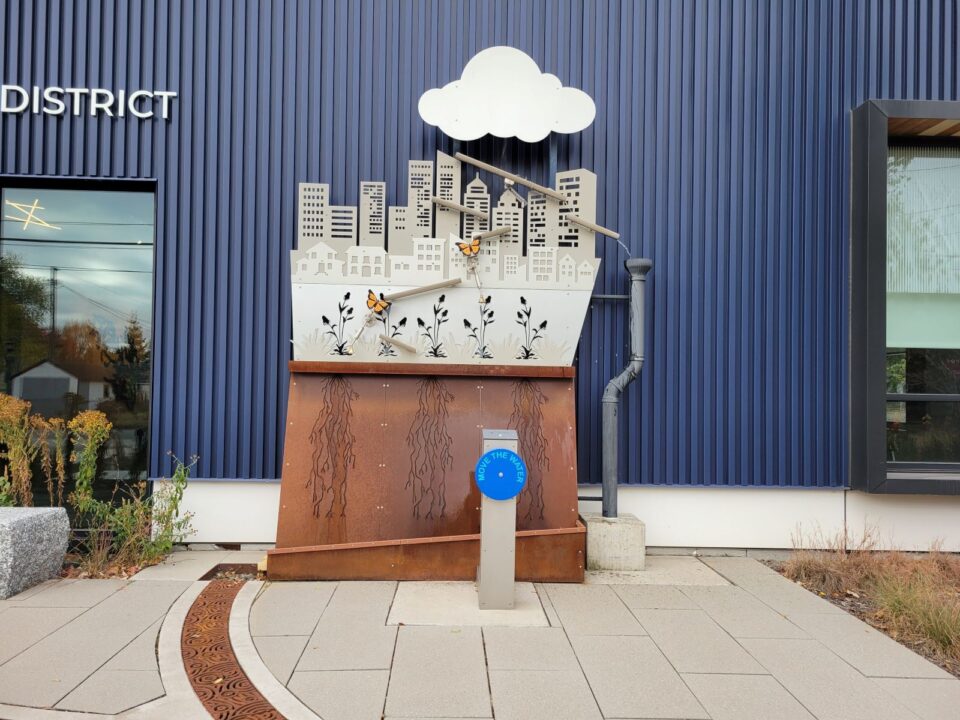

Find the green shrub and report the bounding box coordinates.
[75,454,195,574]
[0,473,14,507]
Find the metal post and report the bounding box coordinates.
[477,429,520,609]
[602,258,653,518]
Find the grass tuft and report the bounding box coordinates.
[780,529,960,675]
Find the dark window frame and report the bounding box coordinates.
[850,100,960,494]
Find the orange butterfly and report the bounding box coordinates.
[456,236,481,257]
[366,289,390,314]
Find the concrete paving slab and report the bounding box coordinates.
[680,585,807,638]
[872,678,960,720]
[249,581,336,636]
[131,551,229,580]
[1,579,63,602]
[612,584,698,610]
[296,582,398,671]
[0,705,107,719]
[219,550,269,564]
[488,670,600,720]
[741,638,920,720]
[152,581,210,720]
[482,627,579,670]
[0,580,189,707]
[254,635,310,685]
[585,556,729,586]
[0,607,85,664]
[647,546,747,557]
[384,626,491,718]
[297,622,397,672]
[229,581,319,720]
[387,582,547,627]
[631,609,766,674]
[571,635,709,719]
[533,584,561,627]
[700,556,781,584]
[682,673,815,720]
[55,669,163,714]
[543,583,645,636]
[788,611,953,678]
[14,579,127,607]
[316,581,397,625]
[103,619,161,671]
[736,575,846,616]
[289,670,388,720]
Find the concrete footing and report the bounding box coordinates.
[582,512,646,571]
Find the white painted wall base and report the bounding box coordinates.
[577,486,960,552]
[168,479,960,552]
[156,480,280,544]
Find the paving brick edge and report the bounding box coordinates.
[229,581,320,720]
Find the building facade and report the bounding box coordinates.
[2,0,960,548]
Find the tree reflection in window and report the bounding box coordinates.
[1,186,154,504]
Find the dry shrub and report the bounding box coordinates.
[0,394,71,507]
[30,415,68,507]
[782,526,880,596]
[872,551,960,667]
[0,394,40,506]
[783,528,960,671]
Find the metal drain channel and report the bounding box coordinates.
[181,580,285,720]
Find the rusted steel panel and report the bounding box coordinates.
[274,365,581,580]
[277,369,579,549]
[481,378,580,532]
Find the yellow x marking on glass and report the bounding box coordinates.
[4,198,62,230]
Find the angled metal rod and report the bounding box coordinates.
[472,226,512,241]
[431,196,490,220]
[377,334,417,353]
[382,278,461,302]
[454,152,566,202]
[567,213,621,240]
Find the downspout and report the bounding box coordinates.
[602,258,653,518]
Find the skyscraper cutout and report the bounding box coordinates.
[434,151,462,240]
[359,182,386,247]
[463,174,490,240]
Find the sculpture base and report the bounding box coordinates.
[267,522,585,582]
[269,361,583,582]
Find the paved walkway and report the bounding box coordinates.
[0,550,957,719]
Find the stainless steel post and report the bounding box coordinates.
[477,429,520,609]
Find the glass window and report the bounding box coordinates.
[1,184,154,501]
[886,145,960,463]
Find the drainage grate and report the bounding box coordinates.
[181,580,284,720]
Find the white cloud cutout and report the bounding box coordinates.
[418,46,596,143]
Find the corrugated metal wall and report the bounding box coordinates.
[3,0,959,486]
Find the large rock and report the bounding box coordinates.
[0,507,69,599]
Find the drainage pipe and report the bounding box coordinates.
[601,258,653,518]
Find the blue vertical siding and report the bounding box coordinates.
[2,1,959,486]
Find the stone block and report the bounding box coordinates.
[0,507,68,600]
[582,511,645,571]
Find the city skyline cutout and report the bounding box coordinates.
[290,150,601,290]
